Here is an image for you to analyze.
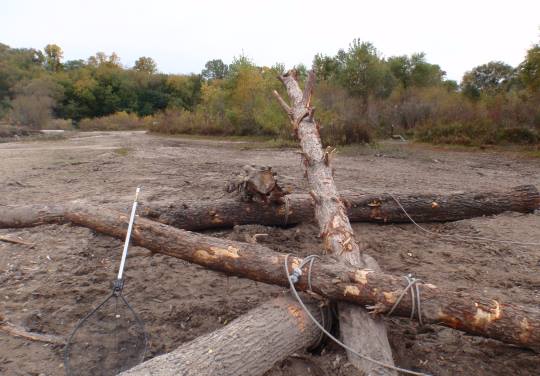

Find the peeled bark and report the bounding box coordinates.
[0,203,539,352]
[140,185,540,231]
[275,70,395,375]
[120,297,323,376]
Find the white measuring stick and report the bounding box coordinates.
[117,187,141,280]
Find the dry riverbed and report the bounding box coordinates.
[1,131,539,375]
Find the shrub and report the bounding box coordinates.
[78,111,152,131]
[496,127,538,144]
[149,108,226,135]
[415,121,538,146]
[9,95,54,129]
[0,124,30,138]
[315,81,373,145]
[43,118,73,130]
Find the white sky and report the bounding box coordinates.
[1,0,539,82]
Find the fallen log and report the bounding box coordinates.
[275,69,395,375]
[120,297,323,376]
[0,203,538,352]
[140,185,540,231]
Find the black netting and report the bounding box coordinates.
[64,293,147,376]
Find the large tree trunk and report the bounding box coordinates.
[0,203,539,352]
[275,70,395,375]
[120,297,323,376]
[140,185,540,231]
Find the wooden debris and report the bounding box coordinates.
[140,185,540,231]
[0,313,64,345]
[276,69,396,374]
[0,204,539,351]
[0,234,35,246]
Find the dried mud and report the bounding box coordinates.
[0,131,539,375]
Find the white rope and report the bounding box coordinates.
[388,194,540,246]
[387,274,424,326]
[284,254,432,376]
[283,195,290,226]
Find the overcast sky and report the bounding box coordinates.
[1,0,539,81]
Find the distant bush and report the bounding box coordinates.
[415,121,490,145]
[315,81,373,144]
[9,95,55,129]
[415,121,538,146]
[78,112,152,131]
[148,108,226,135]
[0,124,31,138]
[496,127,538,144]
[43,118,73,130]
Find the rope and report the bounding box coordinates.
[284,254,432,376]
[387,274,424,326]
[388,193,540,246]
[283,196,290,226]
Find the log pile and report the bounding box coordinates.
[1,69,539,376]
[0,203,539,353]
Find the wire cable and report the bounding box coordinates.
[284,254,432,376]
[388,193,540,246]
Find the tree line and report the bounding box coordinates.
[0,38,539,145]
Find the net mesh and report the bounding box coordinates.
[64,293,147,376]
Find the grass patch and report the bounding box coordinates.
[152,132,300,149]
[338,141,413,158]
[415,122,539,146]
[113,147,132,156]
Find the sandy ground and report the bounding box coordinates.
[0,131,539,376]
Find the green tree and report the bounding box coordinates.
[313,54,339,81]
[388,53,445,89]
[442,80,459,92]
[519,43,540,92]
[461,61,514,99]
[134,56,157,74]
[337,39,395,102]
[0,44,46,115]
[44,44,63,72]
[409,53,445,87]
[166,74,202,111]
[87,52,122,68]
[388,55,412,88]
[202,59,228,80]
[64,59,86,71]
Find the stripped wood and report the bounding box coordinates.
[141,185,540,230]
[276,69,395,375]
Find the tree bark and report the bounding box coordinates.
[120,297,323,376]
[140,185,540,231]
[275,70,395,375]
[0,203,539,352]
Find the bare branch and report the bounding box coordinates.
[0,313,65,345]
[272,90,292,117]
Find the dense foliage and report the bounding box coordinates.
[1,38,539,146]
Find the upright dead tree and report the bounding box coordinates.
[274,70,396,375]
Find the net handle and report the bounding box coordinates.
[117,187,141,280]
